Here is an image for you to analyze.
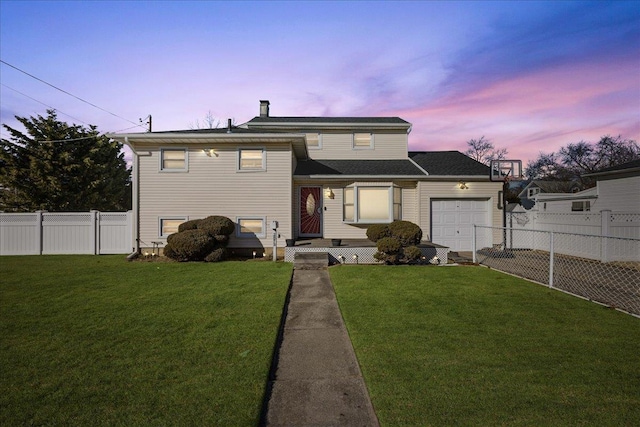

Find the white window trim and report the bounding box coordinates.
[158,216,188,238]
[237,147,266,172]
[352,133,374,150]
[236,216,267,238]
[527,187,540,198]
[159,148,188,172]
[305,133,323,150]
[343,185,399,224]
[571,201,591,212]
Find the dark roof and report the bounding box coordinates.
[247,116,410,125]
[295,159,424,176]
[583,159,640,177]
[149,127,288,134]
[409,151,490,176]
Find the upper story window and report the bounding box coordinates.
[343,185,401,223]
[527,187,540,198]
[571,201,591,212]
[353,133,373,149]
[160,148,187,172]
[306,133,322,149]
[238,149,265,171]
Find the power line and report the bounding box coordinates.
[1,83,90,126]
[0,59,146,130]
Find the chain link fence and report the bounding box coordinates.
[473,226,640,317]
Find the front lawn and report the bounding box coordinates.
[0,256,292,426]
[331,265,640,426]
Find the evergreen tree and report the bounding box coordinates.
[0,110,131,212]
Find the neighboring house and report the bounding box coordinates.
[108,100,502,255]
[534,159,640,214]
[518,180,582,209]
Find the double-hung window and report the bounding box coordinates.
[353,133,373,149]
[237,217,266,238]
[160,148,187,171]
[343,185,401,223]
[159,217,187,237]
[306,133,322,150]
[238,149,265,171]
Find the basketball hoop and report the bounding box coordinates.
[490,160,523,182]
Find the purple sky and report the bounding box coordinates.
[1,1,638,166]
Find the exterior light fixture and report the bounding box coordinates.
[203,148,217,157]
[458,181,469,190]
[352,254,358,264]
[324,188,334,199]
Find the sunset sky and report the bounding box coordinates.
[1,0,638,166]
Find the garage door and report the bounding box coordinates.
[431,199,489,252]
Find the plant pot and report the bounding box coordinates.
[285,239,295,247]
[331,239,342,247]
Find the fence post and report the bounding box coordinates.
[36,210,44,255]
[90,210,98,255]
[548,231,554,288]
[601,209,611,263]
[472,225,477,263]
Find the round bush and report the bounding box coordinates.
[204,247,228,263]
[166,232,179,245]
[403,245,422,261]
[163,229,216,262]
[366,224,390,242]
[376,236,402,254]
[212,234,229,244]
[197,215,235,236]
[178,219,201,233]
[388,220,423,246]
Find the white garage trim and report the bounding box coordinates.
[431,199,490,252]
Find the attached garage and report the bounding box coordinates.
[431,199,490,252]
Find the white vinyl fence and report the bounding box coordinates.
[0,211,133,255]
[507,210,640,262]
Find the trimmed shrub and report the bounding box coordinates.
[163,229,216,262]
[366,224,390,242]
[212,234,230,244]
[374,236,402,264]
[388,220,422,246]
[204,247,228,263]
[197,215,235,236]
[178,219,201,233]
[403,245,422,262]
[166,232,179,245]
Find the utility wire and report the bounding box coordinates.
[1,83,90,126]
[0,59,146,130]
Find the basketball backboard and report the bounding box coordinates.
[490,160,523,182]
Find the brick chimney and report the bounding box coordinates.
[260,100,270,118]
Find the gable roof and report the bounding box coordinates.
[517,180,581,199]
[408,151,490,176]
[294,159,425,178]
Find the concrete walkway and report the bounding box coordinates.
[264,252,379,426]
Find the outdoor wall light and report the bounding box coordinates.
[352,254,358,264]
[324,188,334,199]
[338,255,345,263]
[203,148,217,157]
[458,181,469,190]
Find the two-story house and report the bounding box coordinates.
[108,100,503,257]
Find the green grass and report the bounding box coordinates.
[330,265,640,426]
[0,256,292,426]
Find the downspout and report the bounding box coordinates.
[124,136,141,260]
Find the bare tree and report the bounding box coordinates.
[189,111,220,130]
[465,136,508,165]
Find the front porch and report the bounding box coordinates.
[284,238,449,264]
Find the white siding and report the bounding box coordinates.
[418,181,502,246]
[308,132,408,160]
[294,181,419,239]
[136,143,293,249]
[597,176,640,211]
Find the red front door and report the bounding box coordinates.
[299,186,322,237]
